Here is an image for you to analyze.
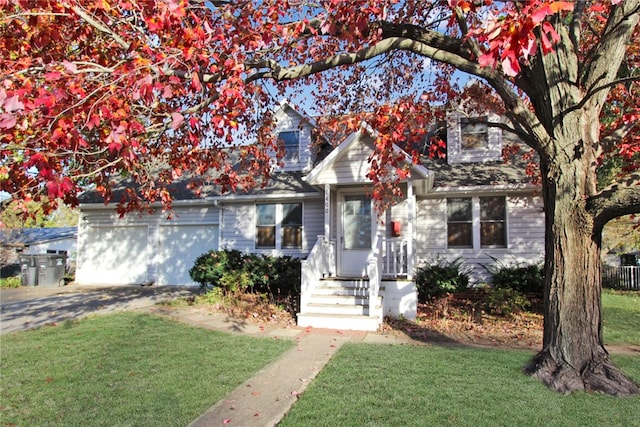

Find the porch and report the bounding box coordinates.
[298,236,417,331]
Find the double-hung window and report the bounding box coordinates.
[480,196,506,247]
[256,204,276,248]
[256,203,303,249]
[447,196,507,249]
[282,203,303,248]
[278,131,300,163]
[447,198,473,247]
[460,116,488,150]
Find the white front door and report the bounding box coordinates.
[339,193,373,276]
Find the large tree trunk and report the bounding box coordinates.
[524,154,639,396]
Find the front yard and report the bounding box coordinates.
[0,313,293,426]
[1,290,638,426]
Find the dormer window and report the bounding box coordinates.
[446,113,501,164]
[460,116,488,150]
[278,131,300,162]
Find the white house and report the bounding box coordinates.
[76,102,544,331]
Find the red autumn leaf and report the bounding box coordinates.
[171,112,184,130]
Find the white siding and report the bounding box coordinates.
[76,204,219,285]
[313,138,374,184]
[272,105,316,172]
[415,193,544,284]
[220,198,324,257]
[27,238,77,257]
[446,112,502,164]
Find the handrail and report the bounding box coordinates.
[382,237,407,277]
[368,234,384,318]
[300,235,335,313]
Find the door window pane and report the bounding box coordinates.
[344,195,371,249]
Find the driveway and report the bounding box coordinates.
[0,284,201,334]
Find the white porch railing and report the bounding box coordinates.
[300,236,336,313]
[603,265,640,290]
[368,234,383,318]
[382,238,408,278]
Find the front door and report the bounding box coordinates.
[339,193,373,276]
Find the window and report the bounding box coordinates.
[446,196,507,249]
[447,198,473,248]
[256,204,276,248]
[480,197,506,247]
[344,195,372,249]
[278,131,300,162]
[256,203,303,249]
[460,116,488,150]
[282,203,302,248]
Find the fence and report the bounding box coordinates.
[602,265,640,290]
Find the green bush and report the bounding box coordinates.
[485,259,544,296]
[478,288,531,316]
[0,276,21,288]
[219,270,252,295]
[189,249,244,288]
[415,257,470,302]
[189,250,301,313]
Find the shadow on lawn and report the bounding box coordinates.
[0,285,200,334]
[382,316,474,348]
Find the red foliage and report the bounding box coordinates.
[0,0,637,215]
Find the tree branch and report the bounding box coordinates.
[587,174,640,229]
[71,6,130,50]
[580,0,640,105]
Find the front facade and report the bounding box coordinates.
[76,102,544,330]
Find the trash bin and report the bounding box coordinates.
[19,255,37,287]
[35,254,67,287]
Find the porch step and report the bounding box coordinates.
[307,297,382,316]
[297,313,382,331]
[299,276,384,331]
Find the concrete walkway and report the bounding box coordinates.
[190,331,350,427]
[141,305,413,426]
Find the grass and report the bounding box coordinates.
[0,312,293,426]
[280,344,640,427]
[603,290,640,346]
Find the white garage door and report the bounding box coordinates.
[80,226,149,285]
[157,224,219,286]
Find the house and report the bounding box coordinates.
[0,227,77,279]
[0,227,77,260]
[76,101,544,330]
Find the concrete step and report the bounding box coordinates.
[297,312,382,331]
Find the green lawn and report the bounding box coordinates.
[0,313,293,426]
[280,344,640,427]
[603,290,640,345]
[280,291,640,427]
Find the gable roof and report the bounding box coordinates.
[305,123,431,186]
[0,227,77,247]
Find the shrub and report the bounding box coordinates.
[0,276,21,288]
[478,288,530,317]
[415,257,470,302]
[485,259,544,296]
[219,270,252,295]
[189,250,301,314]
[189,249,244,288]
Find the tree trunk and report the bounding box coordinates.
[524,155,639,396]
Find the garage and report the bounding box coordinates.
[157,224,219,285]
[78,225,149,285]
